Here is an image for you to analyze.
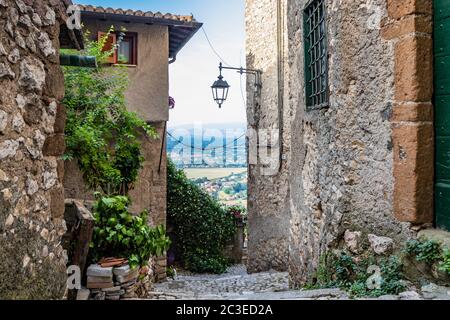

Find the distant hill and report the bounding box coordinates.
[168,122,246,135]
[167,122,247,168]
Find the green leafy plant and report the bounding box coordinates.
[310,251,405,298]
[404,238,450,275]
[167,160,235,274]
[62,27,157,195]
[404,239,443,264]
[439,250,450,274]
[90,194,171,268]
[166,266,177,279]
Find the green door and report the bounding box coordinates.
[435,0,450,231]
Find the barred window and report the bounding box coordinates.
[304,0,329,110]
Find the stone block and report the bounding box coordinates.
[87,276,113,283]
[391,102,433,122]
[394,36,433,102]
[113,264,131,276]
[382,14,432,40]
[344,230,362,254]
[368,234,394,255]
[44,63,65,100]
[399,291,422,300]
[102,286,121,292]
[57,159,64,183]
[53,103,66,133]
[87,282,114,289]
[106,289,125,296]
[116,269,139,284]
[392,123,434,223]
[43,133,66,156]
[50,186,65,218]
[76,288,90,300]
[387,0,432,20]
[418,229,450,249]
[87,264,113,278]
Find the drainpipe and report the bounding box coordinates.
[158,121,167,174]
[277,0,285,173]
[60,55,97,68]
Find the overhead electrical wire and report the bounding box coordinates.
[168,26,247,154]
[167,131,246,152]
[201,26,232,67]
[202,25,248,112]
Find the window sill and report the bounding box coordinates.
[112,64,137,68]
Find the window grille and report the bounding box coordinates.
[304,0,329,110]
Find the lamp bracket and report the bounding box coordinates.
[218,62,263,91]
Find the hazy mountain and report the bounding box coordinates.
[167,122,247,168]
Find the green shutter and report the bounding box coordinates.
[435,0,450,231]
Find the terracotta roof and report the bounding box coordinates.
[77,4,197,23]
[77,4,202,59]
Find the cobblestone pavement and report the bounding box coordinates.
[149,265,450,300]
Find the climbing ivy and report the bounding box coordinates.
[63,28,168,267]
[62,27,157,195]
[167,160,235,274]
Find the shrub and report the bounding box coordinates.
[90,194,171,269]
[167,160,235,273]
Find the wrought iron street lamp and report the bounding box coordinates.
[211,63,230,108]
[211,62,262,108]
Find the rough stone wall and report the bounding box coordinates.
[245,0,290,272]
[0,0,70,299]
[381,0,434,224]
[246,0,429,287]
[287,0,419,287]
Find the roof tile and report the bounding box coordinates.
[77,4,195,23]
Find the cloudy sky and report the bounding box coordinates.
[77,0,247,127]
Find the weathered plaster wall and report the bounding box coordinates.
[245,0,290,272]
[128,122,167,226]
[82,19,169,122]
[0,0,69,299]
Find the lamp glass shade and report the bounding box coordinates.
[211,76,230,108]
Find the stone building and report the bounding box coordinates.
[245,0,448,286]
[63,5,202,281]
[0,0,82,299]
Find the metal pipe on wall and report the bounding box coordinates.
[277,0,285,173]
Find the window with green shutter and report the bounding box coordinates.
[304,0,329,110]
